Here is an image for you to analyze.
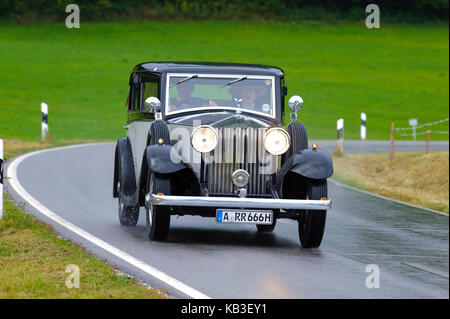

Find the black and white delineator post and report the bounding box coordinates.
[0,138,3,220]
[41,102,48,141]
[335,118,344,156]
[360,112,367,140]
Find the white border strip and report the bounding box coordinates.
[6,145,210,299]
[329,178,448,216]
[402,262,449,279]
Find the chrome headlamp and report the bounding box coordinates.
[263,127,291,155]
[191,125,218,153]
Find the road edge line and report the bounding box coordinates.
[6,144,211,299]
[329,178,448,216]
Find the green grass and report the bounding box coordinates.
[0,21,448,142]
[0,193,168,298]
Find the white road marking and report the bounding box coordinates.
[6,144,210,299]
[329,178,448,216]
[403,262,449,279]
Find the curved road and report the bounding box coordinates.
[5,142,449,299]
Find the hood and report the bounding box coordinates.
[166,111,276,128]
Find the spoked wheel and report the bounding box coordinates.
[146,172,171,241]
[117,182,139,226]
[298,179,327,248]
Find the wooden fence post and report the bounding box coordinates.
[426,130,431,154]
[335,118,344,156]
[390,122,395,162]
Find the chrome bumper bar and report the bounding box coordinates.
[150,194,332,210]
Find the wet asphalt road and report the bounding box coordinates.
[5,142,449,299]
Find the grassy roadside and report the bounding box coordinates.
[332,151,449,213]
[0,139,168,299]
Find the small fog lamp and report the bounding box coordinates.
[232,169,250,188]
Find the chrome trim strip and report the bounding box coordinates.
[150,194,332,210]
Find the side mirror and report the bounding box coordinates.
[288,95,303,112]
[144,97,161,113]
[288,95,303,122]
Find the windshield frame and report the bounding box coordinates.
[165,73,277,119]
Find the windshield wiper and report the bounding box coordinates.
[222,76,248,87]
[173,74,198,86]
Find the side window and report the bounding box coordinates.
[129,75,140,112]
[126,86,131,110]
[133,76,140,111]
[140,76,159,111]
[129,75,160,111]
[143,81,158,100]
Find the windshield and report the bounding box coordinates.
[166,74,275,117]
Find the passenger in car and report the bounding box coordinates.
[229,84,267,112]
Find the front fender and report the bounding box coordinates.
[137,144,190,206]
[277,148,333,189]
[144,144,187,174]
[113,137,137,206]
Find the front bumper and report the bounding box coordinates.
[149,194,332,211]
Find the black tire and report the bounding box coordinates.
[117,182,139,226]
[256,218,277,233]
[146,172,171,241]
[298,179,327,248]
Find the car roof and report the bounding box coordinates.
[134,62,284,77]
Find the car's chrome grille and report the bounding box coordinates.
[206,127,279,195]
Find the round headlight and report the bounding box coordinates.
[264,128,291,155]
[191,125,218,153]
[232,169,250,188]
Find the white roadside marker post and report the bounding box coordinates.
[41,102,49,141]
[361,112,367,140]
[0,138,3,220]
[409,118,418,141]
[335,118,344,156]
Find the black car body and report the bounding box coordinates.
[113,62,333,248]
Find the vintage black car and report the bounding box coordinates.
[113,62,333,248]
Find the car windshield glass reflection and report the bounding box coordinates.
[167,75,274,116]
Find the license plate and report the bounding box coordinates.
[216,209,273,225]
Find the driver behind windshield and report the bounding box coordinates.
[170,81,195,110]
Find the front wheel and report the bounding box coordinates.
[298,179,327,248]
[146,172,171,241]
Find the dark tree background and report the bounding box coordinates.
[0,0,448,23]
